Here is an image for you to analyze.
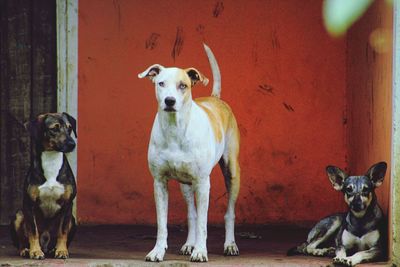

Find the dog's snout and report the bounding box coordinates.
[62,138,76,152]
[351,195,364,212]
[164,97,176,107]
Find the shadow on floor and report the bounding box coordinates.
[0,225,388,266]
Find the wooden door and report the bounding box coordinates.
[0,0,57,225]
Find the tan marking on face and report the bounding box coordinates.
[362,192,373,207]
[195,97,238,143]
[49,122,60,129]
[27,185,39,202]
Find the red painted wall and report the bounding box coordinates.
[346,1,392,223]
[78,0,348,225]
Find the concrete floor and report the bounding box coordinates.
[0,225,389,266]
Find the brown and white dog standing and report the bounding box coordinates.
[10,113,77,259]
[138,44,240,262]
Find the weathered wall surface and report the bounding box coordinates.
[346,0,393,215]
[78,0,347,225]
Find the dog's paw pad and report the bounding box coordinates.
[224,242,239,256]
[145,246,167,262]
[190,249,208,262]
[180,244,194,255]
[19,248,29,258]
[29,249,45,260]
[327,247,336,257]
[55,249,69,259]
[333,257,353,266]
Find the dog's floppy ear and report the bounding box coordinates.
[326,165,348,191]
[138,64,164,82]
[62,112,77,138]
[185,68,209,87]
[24,114,46,140]
[365,162,387,188]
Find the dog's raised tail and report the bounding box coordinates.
[203,43,221,98]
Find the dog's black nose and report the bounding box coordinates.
[164,97,176,107]
[64,139,76,152]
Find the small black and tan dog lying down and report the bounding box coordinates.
[288,162,387,266]
[10,113,77,259]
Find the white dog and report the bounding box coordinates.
[138,44,241,262]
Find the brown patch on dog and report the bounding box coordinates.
[14,211,24,231]
[62,185,74,201]
[55,219,73,258]
[28,229,43,259]
[195,97,234,143]
[27,185,39,202]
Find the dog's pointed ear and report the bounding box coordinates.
[365,162,387,188]
[24,115,46,140]
[185,68,209,87]
[62,112,77,138]
[138,64,164,82]
[326,165,348,191]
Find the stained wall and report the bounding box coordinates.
[78,0,348,225]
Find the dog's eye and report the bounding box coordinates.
[345,186,353,194]
[50,123,60,131]
[178,83,187,90]
[362,186,370,194]
[158,81,165,87]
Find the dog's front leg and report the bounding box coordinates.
[54,204,73,259]
[180,184,197,255]
[190,178,210,262]
[334,247,381,266]
[24,188,44,260]
[146,178,169,262]
[24,209,44,259]
[333,246,349,266]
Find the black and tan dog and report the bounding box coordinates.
[288,162,387,266]
[10,113,77,259]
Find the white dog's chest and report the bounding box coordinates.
[342,229,380,250]
[38,151,65,218]
[154,145,206,184]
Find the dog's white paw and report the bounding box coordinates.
[29,248,45,260]
[180,243,194,255]
[333,256,353,266]
[224,242,239,256]
[190,247,208,262]
[145,245,167,262]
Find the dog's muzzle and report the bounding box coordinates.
[350,195,366,212]
[164,97,176,112]
[58,138,76,153]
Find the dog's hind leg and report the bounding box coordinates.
[288,214,343,257]
[10,210,29,257]
[219,126,240,256]
[179,184,197,255]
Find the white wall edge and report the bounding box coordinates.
[391,0,400,265]
[56,0,78,217]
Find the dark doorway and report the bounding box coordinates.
[0,0,57,225]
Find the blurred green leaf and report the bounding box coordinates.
[323,0,373,37]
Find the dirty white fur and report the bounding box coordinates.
[146,100,224,262]
[39,151,65,218]
[333,230,380,266]
[141,45,238,262]
[342,229,380,251]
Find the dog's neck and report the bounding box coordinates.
[41,151,63,181]
[31,143,64,178]
[157,100,193,139]
[346,196,382,237]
